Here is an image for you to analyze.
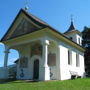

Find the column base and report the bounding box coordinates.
[39,66,50,81]
[56,66,61,80]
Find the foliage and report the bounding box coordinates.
[0,79,90,90]
[82,26,90,47]
[82,26,90,76]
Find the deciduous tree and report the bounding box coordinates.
[82,26,90,76]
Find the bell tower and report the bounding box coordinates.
[64,16,82,45]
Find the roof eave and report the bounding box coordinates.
[46,27,85,52]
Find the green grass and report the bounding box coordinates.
[0,78,90,90]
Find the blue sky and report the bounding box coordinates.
[0,0,90,67]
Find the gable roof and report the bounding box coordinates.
[0,9,85,52]
[1,9,50,41]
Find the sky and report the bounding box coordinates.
[0,0,90,67]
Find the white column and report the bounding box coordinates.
[39,40,50,81]
[42,40,49,67]
[4,47,10,67]
[56,45,61,80]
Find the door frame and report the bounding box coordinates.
[31,55,41,80]
[33,59,39,80]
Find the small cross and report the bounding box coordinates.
[25,0,29,11]
[71,15,73,22]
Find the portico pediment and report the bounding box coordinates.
[1,9,48,41]
[9,18,40,39]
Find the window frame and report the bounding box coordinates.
[78,38,81,45]
[76,53,80,67]
[68,50,72,65]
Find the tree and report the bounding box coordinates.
[82,26,90,76]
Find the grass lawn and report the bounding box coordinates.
[0,78,90,90]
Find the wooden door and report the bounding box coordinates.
[33,59,39,80]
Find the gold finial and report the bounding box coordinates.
[25,0,29,11]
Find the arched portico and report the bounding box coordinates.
[0,45,19,79]
[2,37,61,80]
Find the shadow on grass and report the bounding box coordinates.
[0,79,17,84]
[0,79,40,84]
[10,80,39,83]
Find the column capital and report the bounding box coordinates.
[5,45,10,49]
[4,46,10,67]
[41,40,49,46]
[4,46,10,53]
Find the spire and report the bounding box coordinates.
[71,15,73,23]
[65,15,76,33]
[25,0,29,11]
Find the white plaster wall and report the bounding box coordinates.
[39,66,50,81]
[76,34,82,45]
[58,41,85,80]
[16,44,32,80]
[66,33,82,45]
[30,55,43,81]
[48,42,58,80]
[50,66,57,80]
[16,40,51,81]
[59,45,70,80]
[68,51,85,78]
[66,34,77,42]
[16,35,85,81]
[46,35,85,80]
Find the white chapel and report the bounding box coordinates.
[0,9,85,81]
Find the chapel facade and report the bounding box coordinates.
[0,9,85,81]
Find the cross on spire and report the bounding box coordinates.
[64,15,76,33]
[25,0,29,11]
[71,14,73,23]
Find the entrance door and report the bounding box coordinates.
[33,59,39,80]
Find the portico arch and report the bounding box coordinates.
[31,55,41,64]
[8,49,19,66]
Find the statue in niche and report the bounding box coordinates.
[31,44,42,57]
[20,56,28,68]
